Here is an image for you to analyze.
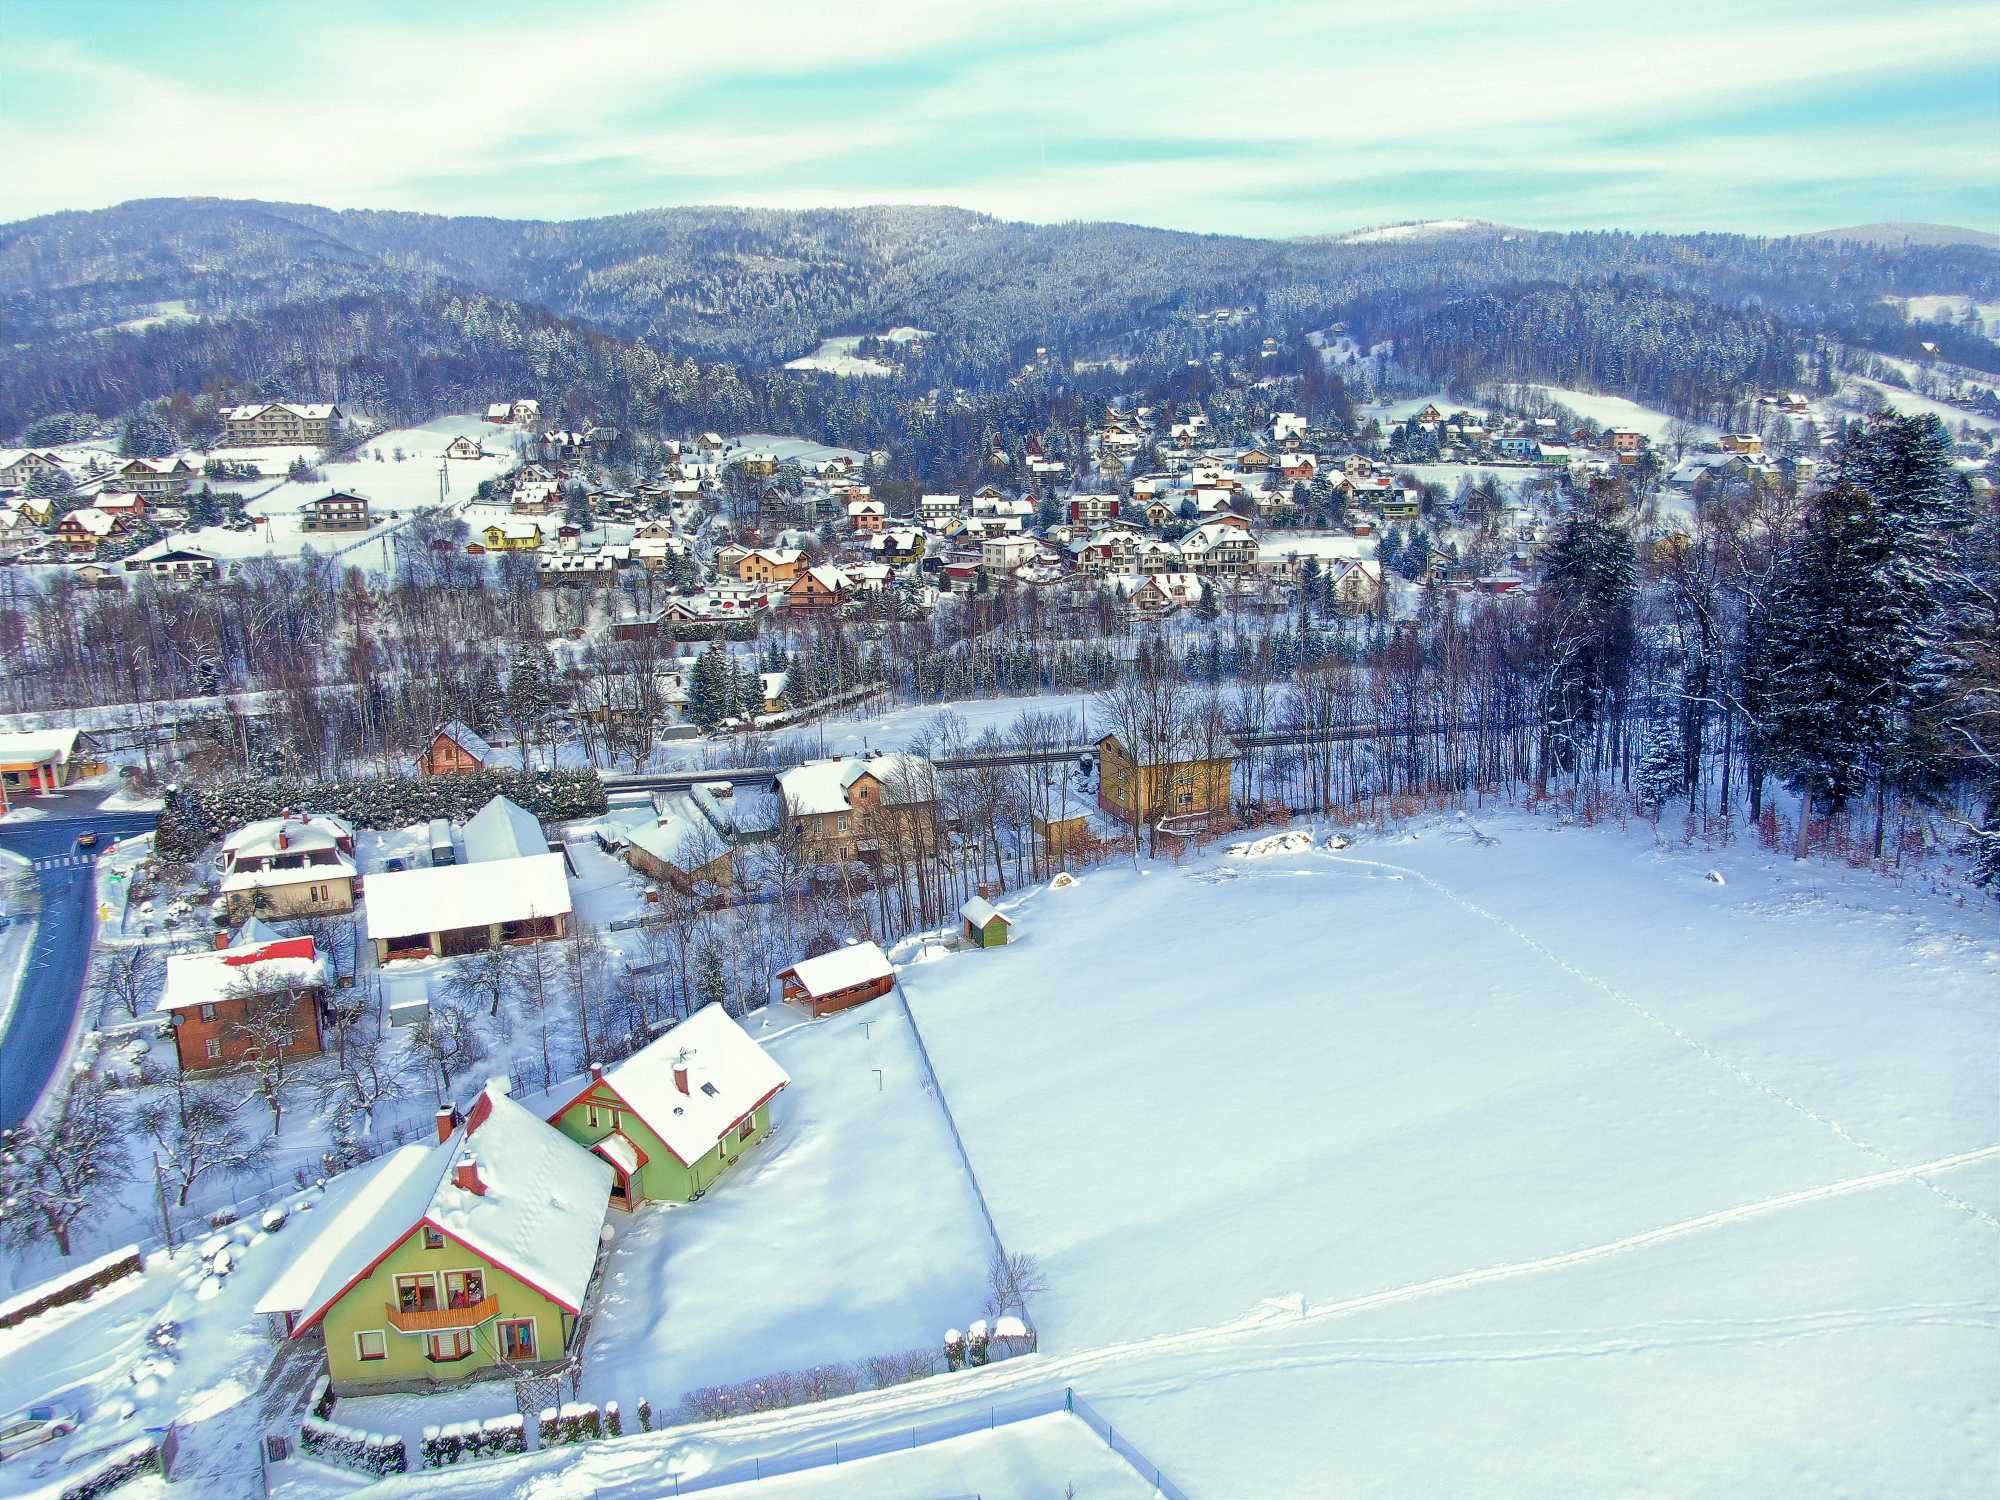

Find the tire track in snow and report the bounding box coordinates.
[1325,850,2000,1232]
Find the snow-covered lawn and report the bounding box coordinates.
[338,998,994,1447]
[782,328,928,378]
[1489,383,1716,441]
[1840,376,2000,434]
[896,812,1999,1494]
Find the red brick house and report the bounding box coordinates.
[778,942,895,1016]
[159,926,330,1072]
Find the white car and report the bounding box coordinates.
[0,1405,78,1461]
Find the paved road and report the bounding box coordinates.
[0,796,160,1130]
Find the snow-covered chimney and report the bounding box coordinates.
[434,1105,457,1144]
[276,829,289,851]
[454,1155,486,1196]
[673,1055,690,1095]
[589,1062,604,1080]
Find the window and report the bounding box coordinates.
[422,1227,444,1250]
[425,1331,473,1363]
[198,1003,217,1022]
[739,1117,755,1143]
[395,1273,439,1312]
[498,1318,538,1361]
[836,816,849,833]
[443,1269,486,1308]
[355,1330,386,1362]
[205,1039,221,1061]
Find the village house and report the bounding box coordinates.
[0,729,104,812]
[116,457,196,501]
[774,753,936,862]
[786,564,849,610]
[365,850,572,963]
[1608,428,1647,457]
[1718,433,1765,455]
[56,505,124,552]
[481,519,542,550]
[220,402,344,447]
[123,546,219,583]
[1330,558,1387,613]
[1066,493,1122,526]
[846,498,887,533]
[1095,731,1237,829]
[778,941,895,1017]
[622,797,735,892]
[256,1084,612,1395]
[444,436,486,461]
[93,489,146,520]
[0,449,68,491]
[545,1004,789,1208]
[158,921,330,1072]
[1109,571,1202,619]
[417,721,512,776]
[219,812,358,918]
[299,489,372,532]
[738,548,804,585]
[980,534,1040,574]
[1177,521,1259,576]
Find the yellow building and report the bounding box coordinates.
[1094,732,1236,828]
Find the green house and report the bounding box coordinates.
[960,895,1013,948]
[546,1002,791,1208]
[256,1085,612,1395]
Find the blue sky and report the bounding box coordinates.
[1,0,1994,236]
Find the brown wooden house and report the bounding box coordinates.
[778,942,894,1016]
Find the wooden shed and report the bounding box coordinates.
[777,942,895,1017]
[960,896,1012,948]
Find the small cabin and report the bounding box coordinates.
[960,897,1012,948]
[778,942,894,1017]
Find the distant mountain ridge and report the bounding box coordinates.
[1806,222,1999,252]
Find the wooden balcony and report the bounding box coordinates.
[384,1294,499,1334]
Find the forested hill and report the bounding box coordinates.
[3,197,1998,442]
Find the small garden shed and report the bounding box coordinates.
[960,896,1012,948]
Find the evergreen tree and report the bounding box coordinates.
[1635,712,1685,817]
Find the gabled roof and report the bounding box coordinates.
[159,934,328,1013]
[258,1084,611,1332]
[561,1003,789,1167]
[222,811,352,862]
[432,720,494,764]
[361,852,571,939]
[775,754,930,816]
[779,941,893,999]
[459,794,548,864]
[960,896,1010,929]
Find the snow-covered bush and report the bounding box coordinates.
[537,1402,601,1447]
[308,1374,336,1420]
[865,1347,941,1388]
[677,1363,862,1424]
[57,1437,157,1499]
[636,1398,653,1432]
[604,1400,622,1437]
[300,1418,406,1476]
[943,1328,965,1371]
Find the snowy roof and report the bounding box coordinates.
[583,1003,791,1166]
[433,720,494,764]
[62,507,118,536]
[796,564,850,592]
[624,803,718,872]
[362,852,572,939]
[259,1084,611,1329]
[459,794,548,864]
[222,812,352,862]
[429,1087,612,1311]
[159,935,330,1013]
[960,896,1010,929]
[776,754,930,816]
[254,1141,450,1323]
[780,940,893,998]
[222,402,338,421]
[0,729,81,766]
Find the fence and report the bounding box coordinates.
[1069,1389,1193,1500]
[497,1388,1184,1498]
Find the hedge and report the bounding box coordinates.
[299,1417,407,1476]
[59,1439,157,1500]
[421,1415,526,1468]
[156,766,607,861]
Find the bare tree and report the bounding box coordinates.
[224,974,319,1135]
[89,944,163,1022]
[442,942,526,1018]
[135,1072,250,1207]
[982,1249,1050,1323]
[0,1079,129,1256]
[408,993,489,1100]
[304,1023,406,1131]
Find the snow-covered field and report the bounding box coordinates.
[1490,383,1716,442]
[895,811,2000,1495]
[1360,391,1490,424]
[1339,219,1491,243]
[1884,293,2000,336]
[723,432,865,467]
[1841,376,2000,434]
[782,327,928,378]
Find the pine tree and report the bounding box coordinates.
[1636,713,1685,818]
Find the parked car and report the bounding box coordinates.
[73,831,98,849]
[383,857,407,873]
[0,1405,78,1461]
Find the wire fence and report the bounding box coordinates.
[1068,1389,1193,1500]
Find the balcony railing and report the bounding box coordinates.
[384,1294,499,1334]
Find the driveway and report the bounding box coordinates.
[0,794,160,1130]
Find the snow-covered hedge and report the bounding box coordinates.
[156,767,607,861]
[58,1438,157,1500]
[678,1362,863,1424]
[536,1402,602,1447]
[308,1374,336,1420]
[299,1418,407,1476]
[421,1414,526,1467]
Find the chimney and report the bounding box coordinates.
[454,1156,486,1196]
[434,1105,457,1144]
[212,930,231,951]
[276,829,289,851]
[673,1055,690,1096]
[589,1062,605,1080]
